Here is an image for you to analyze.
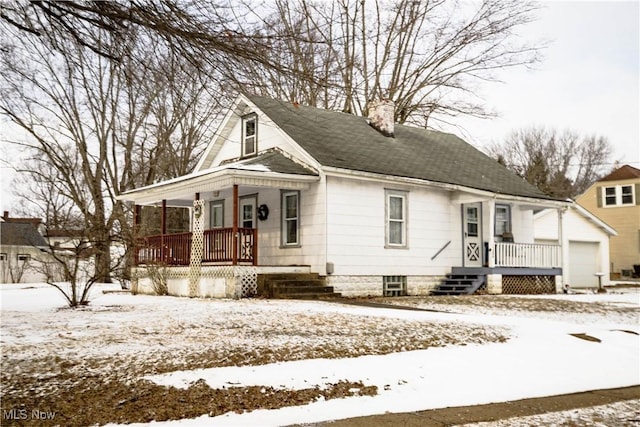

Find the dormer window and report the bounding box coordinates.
[242,113,257,157]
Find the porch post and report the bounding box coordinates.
[188,194,205,297]
[161,199,167,263]
[161,199,167,234]
[232,184,238,265]
[133,204,141,265]
[487,198,496,268]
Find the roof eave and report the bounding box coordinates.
[322,166,568,208]
[117,168,319,205]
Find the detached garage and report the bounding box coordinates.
[534,204,616,289]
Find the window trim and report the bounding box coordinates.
[0,253,7,261]
[17,254,31,262]
[281,190,300,247]
[241,113,258,157]
[602,184,635,207]
[494,204,511,237]
[385,189,408,248]
[209,200,225,229]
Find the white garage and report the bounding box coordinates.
[568,241,600,287]
[534,204,616,289]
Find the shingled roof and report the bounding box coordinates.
[248,96,556,200]
[223,147,317,176]
[598,164,640,182]
[0,222,48,247]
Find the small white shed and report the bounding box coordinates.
[534,204,616,288]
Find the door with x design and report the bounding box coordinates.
[462,203,483,267]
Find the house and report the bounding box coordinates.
[534,205,616,289]
[118,95,570,298]
[0,211,49,283]
[575,165,640,279]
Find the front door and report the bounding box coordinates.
[462,203,482,267]
[239,196,256,229]
[238,196,257,261]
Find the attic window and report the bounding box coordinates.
[242,113,258,157]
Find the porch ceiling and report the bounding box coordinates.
[118,168,319,205]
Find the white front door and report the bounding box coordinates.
[239,196,257,229]
[238,196,257,262]
[463,203,483,267]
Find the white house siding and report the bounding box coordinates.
[534,208,611,288]
[253,180,327,273]
[324,176,456,296]
[206,109,319,171]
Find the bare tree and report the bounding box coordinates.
[241,0,542,126]
[0,17,221,293]
[489,127,615,199]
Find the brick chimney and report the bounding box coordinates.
[368,99,395,137]
[3,211,8,220]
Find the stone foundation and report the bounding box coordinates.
[327,275,444,297]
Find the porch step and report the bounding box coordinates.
[431,274,485,296]
[258,273,341,299]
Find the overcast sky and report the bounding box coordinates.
[447,0,640,168]
[0,1,639,214]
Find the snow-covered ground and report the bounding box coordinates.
[1,283,638,426]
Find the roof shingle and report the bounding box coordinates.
[248,96,555,200]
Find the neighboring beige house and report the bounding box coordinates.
[575,165,640,278]
[534,204,616,288]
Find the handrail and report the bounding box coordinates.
[431,241,451,261]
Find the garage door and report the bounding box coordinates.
[568,241,599,287]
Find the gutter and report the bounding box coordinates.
[321,166,570,208]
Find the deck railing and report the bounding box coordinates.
[494,242,561,268]
[135,227,256,266]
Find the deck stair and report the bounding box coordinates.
[431,274,485,295]
[258,273,340,299]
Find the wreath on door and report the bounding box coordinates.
[257,204,269,221]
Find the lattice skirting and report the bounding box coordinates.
[502,275,555,294]
[132,265,257,298]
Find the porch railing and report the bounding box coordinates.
[202,228,256,264]
[494,242,561,268]
[135,227,256,266]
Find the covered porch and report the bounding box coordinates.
[118,150,320,271]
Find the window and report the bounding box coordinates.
[383,276,407,297]
[495,204,511,236]
[602,185,635,207]
[17,254,31,262]
[242,114,257,157]
[0,253,6,261]
[386,190,407,247]
[281,191,300,246]
[604,187,617,206]
[209,200,224,228]
[621,185,634,205]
